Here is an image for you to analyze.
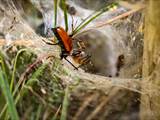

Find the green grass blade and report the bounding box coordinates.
[0,104,7,118]
[14,61,47,106]
[52,105,61,120]
[54,0,58,27]
[0,53,8,82]
[35,104,42,120]
[0,62,46,118]
[10,49,28,92]
[0,53,10,119]
[60,86,69,120]
[0,50,39,118]
[72,13,94,35]
[61,0,68,31]
[0,69,19,120]
[73,3,118,35]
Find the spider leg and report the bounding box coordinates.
[77,55,91,68]
[71,49,82,57]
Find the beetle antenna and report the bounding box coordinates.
[64,57,78,70]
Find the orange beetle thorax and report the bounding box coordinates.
[56,27,72,53]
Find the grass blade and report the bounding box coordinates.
[35,104,42,120]
[10,49,28,92]
[0,69,19,120]
[60,86,69,120]
[54,0,58,27]
[14,60,47,107]
[52,105,61,120]
[73,3,118,35]
[0,61,45,118]
[61,0,68,31]
[0,49,37,118]
[0,52,8,82]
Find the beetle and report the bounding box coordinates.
[43,26,90,70]
[42,3,117,69]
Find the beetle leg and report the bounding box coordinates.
[60,52,66,60]
[64,57,78,70]
[60,50,78,70]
